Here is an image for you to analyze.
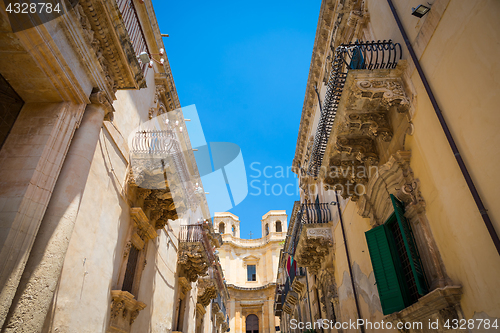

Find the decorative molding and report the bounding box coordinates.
[108,290,146,332]
[75,0,146,90]
[386,286,462,328]
[130,207,157,249]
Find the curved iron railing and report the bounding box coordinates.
[307,40,402,177]
[289,203,333,255]
[131,129,195,200]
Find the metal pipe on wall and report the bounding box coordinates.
[386,0,500,256]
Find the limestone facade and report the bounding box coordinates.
[215,211,286,333]
[0,1,228,332]
[276,0,500,333]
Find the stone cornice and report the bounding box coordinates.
[293,0,337,170]
[293,0,367,170]
[227,282,276,291]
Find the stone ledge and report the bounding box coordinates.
[386,285,462,323]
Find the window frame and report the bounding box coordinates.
[247,264,257,282]
[365,195,429,315]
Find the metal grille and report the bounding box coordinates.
[289,202,332,255]
[122,245,140,294]
[307,40,402,177]
[131,129,195,201]
[116,0,149,72]
[390,221,419,303]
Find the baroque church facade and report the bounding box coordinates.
[214,212,286,333]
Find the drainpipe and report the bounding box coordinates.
[386,0,500,256]
[336,191,365,333]
[304,267,314,327]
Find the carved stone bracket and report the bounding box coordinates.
[197,278,217,307]
[343,112,392,142]
[354,79,410,113]
[108,290,146,332]
[324,157,369,201]
[285,290,299,306]
[178,243,209,283]
[291,277,306,296]
[295,224,333,274]
[130,207,157,250]
[178,277,192,299]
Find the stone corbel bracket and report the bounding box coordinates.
[89,90,115,121]
[295,223,334,273]
[178,276,192,299]
[109,290,146,330]
[130,207,157,250]
[197,278,218,307]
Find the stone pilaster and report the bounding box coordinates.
[0,102,85,328]
[2,93,108,332]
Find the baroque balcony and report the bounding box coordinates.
[75,0,150,96]
[178,225,215,282]
[305,40,410,201]
[129,115,202,229]
[290,203,334,273]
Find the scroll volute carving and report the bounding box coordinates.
[130,207,157,250]
[109,290,146,331]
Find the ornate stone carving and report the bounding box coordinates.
[130,207,157,249]
[76,0,146,90]
[178,243,209,282]
[178,277,192,299]
[343,112,392,141]
[123,241,132,258]
[354,79,409,113]
[108,290,146,331]
[335,137,379,165]
[324,158,369,201]
[295,224,334,273]
[197,278,218,307]
[306,227,333,244]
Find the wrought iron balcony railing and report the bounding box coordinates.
[179,224,216,264]
[307,40,402,177]
[117,0,149,72]
[288,203,333,255]
[131,129,195,201]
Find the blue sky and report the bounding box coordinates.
[152,1,320,238]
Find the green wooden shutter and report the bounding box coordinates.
[390,194,429,296]
[365,224,406,314]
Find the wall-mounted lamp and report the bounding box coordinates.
[411,4,431,18]
[138,49,165,68]
[330,201,338,206]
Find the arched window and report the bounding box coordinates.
[265,223,269,236]
[246,314,259,333]
[232,225,236,236]
[275,220,282,232]
[219,222,225,234]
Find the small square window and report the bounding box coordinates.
[247,265,256,281]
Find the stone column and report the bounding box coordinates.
[2,92,109,333]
